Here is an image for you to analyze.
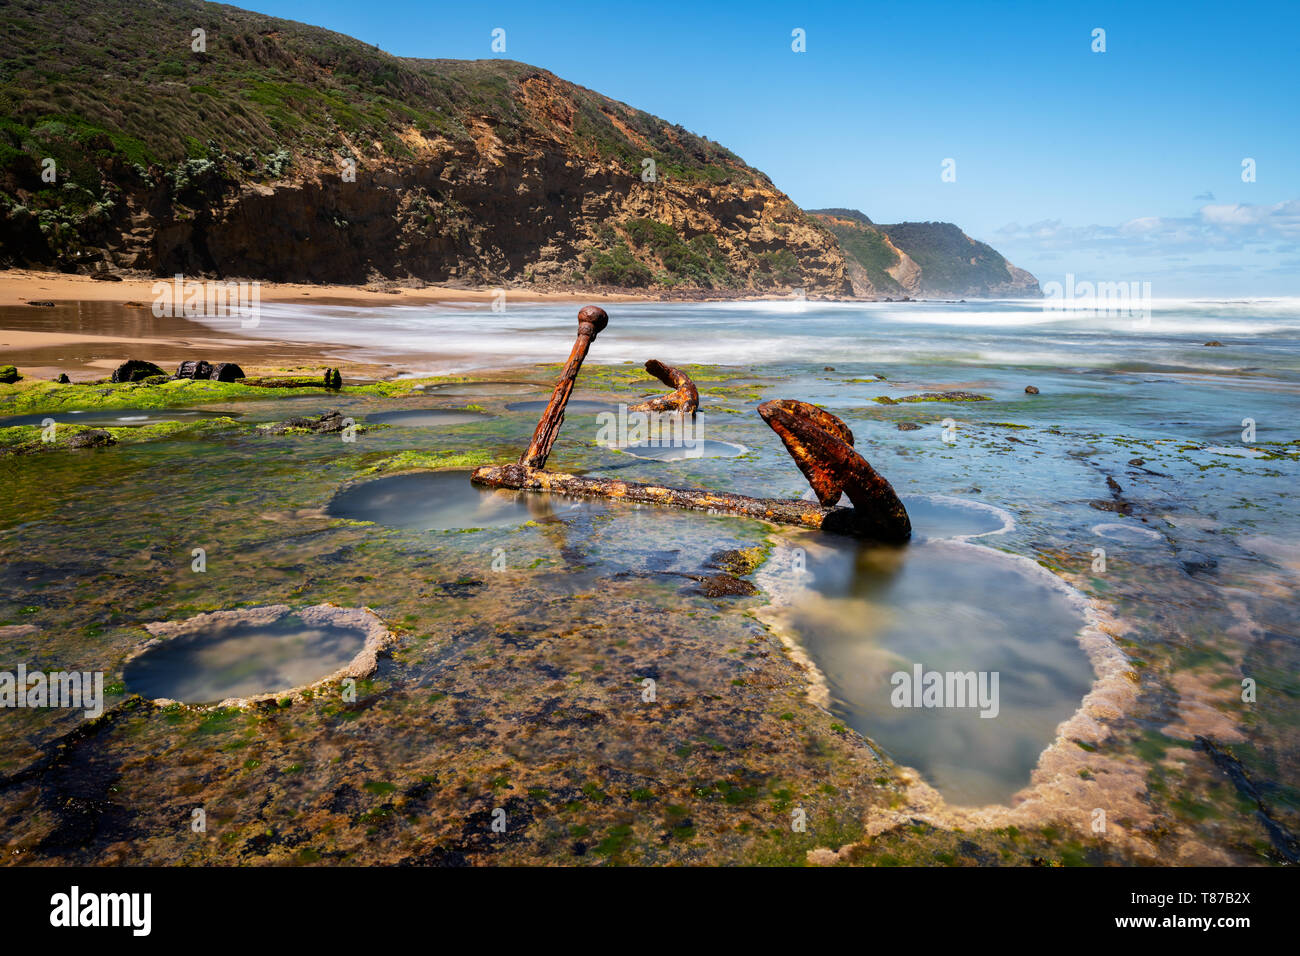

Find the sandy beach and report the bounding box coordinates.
[0,269,598,380]
[0,269,661,309]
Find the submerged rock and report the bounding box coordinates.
[896,422,922,431]
[1204,341,1224,347]
[874,391,991,405]
[261,409,351,435]
[66,429,117,449]
[1177,550,1218,574]
[705,546,768,576]
[1025,385,1039,394]
[686,573,759,597]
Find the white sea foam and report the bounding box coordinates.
[187,298,1300,374]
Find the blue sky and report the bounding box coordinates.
[241,0,1299,294]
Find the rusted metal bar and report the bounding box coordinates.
[628,359,699,415]
[471,306,911,542]
[470,462,868,533]
[519,306,608,468]
[758,399,910,542]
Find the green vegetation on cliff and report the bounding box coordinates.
[809,208,1039,298]
[0,0,850,293]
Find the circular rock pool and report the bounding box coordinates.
[327,470,605,531]
[125,605,388,705]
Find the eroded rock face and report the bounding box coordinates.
[138,148,852,295]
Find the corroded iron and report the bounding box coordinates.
[628,360,699,415]
[756,399,855,505]
[471,307,911,542]
[758,399,910,542]
[519,306,608,469]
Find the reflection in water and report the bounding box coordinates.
[900,495,1012,541]
[0,408,238,427]
[365,408,492,426]
[1092,521,1166,544]
[420,381,541,396]
[327,470,605,531]
[615,439,747,461]
[505,399,614,414]
[124,614,364,704]
[785,499,1093,806]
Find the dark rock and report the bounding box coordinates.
[53,373,70,384]
[261,410,350,435]
[176,360,213,380]
[1089,499,1132,515]
[1106,476,1123,494]
[875,391,991,405]
[26,300,55,307]
[1204,341,1224,347]
[0,365,20,384]
[66,429,117,449]
[896,422,922,431]
[324,368,343,390]
[705,547,766,576]
[1024,385,1039,394]
[1128,458,1145,466]
[110,359,165,383]
[1177,550,1217,574]
[686,573,759,598]
[90,272,123,282]
[823,366,835,372]
[209,362,245,383]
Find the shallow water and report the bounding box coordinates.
[418,381,542,396]
[780,499,1094,805]
[0,408,239,427]
[364,408,493,427]
[123,614,365,704]
[505,399,614,414]
[327,470,607,530]
[614,439,747,461]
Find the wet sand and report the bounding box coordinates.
[0,269,658,308]
[0,299,391,380]
[0,269,661,380]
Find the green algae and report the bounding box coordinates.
[0,416,245,453]
[0,375,427,417]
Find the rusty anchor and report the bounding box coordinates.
[470,307,911,542]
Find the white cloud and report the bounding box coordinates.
[996,200,1300,255]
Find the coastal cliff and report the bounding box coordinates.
[0,0,1034,299]
[810,208,1041,298]
[0,0,851,294]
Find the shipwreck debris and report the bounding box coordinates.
[628,359,699,415]
[519,305,608,469]
[758,399,911,542]
[470,308,911,541]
